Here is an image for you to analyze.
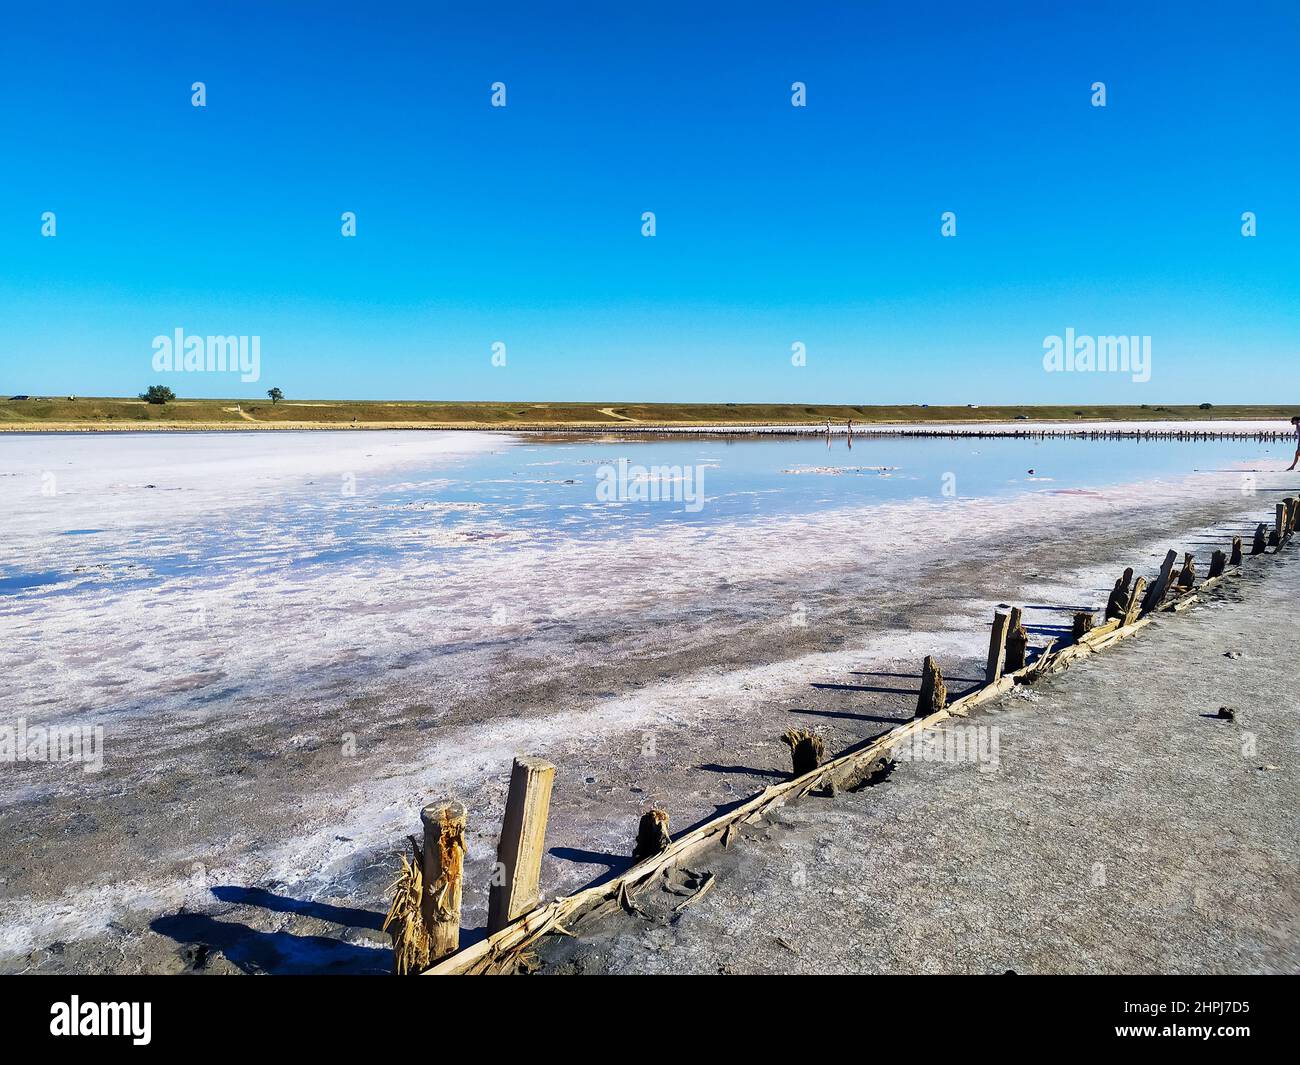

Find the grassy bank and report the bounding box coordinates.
[2,397,1297,430]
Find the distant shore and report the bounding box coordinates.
[2,398,1297,433]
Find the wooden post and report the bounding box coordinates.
[1005,607,1028,671]
[985,610,1010,684]
[780,729,824,777]
[487,756,556,935]
[1105,568,1133,621]
[420,799,467,962]
[1176,552,1196,589]
[1272,503,1285,546]
[632,809,671,863]
[1122,576,1147,627]
[1071,611,1094,641]
[1229,536,1243,566]
[1291,498,1299,532]
[1252,523,1268,555]
[1207,549,1226,579]
[916,655,946,718]
[1141,550,1178,612]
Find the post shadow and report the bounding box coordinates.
[210,885,386,931]
[150,912,391,975]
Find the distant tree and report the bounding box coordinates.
[1199,402,1213,410]
[139,385,176,404]
[267,387,284,405]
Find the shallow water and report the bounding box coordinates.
[0,431,1279,599]
[418,431,1277,530]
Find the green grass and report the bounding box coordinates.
[2,397,1297,429]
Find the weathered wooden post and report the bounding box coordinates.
[420,799,467,961]
[916,655,946,717]
[632,808,671,863]
[1207,549,1226,579]
[1229,536,1243,566]
[1005,607,1028,671]
[1072,611,1094,641]
[1272,503,1285,546]
[1122,576,1147,626]
[985,610,1010,683]
[780,729,825,777]
[1176,552,1196,589]
[1142,549,1178,612]
[1252,523,1268,555]
[1105,568,1134,621]
[487,756,556,935]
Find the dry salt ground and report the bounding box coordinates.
[541,551,1300,975]
[0,427,1296,973]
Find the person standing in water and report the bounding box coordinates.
[1289,416,1300,471]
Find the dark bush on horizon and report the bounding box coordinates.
[139,385,176,404]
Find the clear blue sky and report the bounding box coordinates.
[1,1,1297,403]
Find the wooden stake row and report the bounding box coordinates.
[419,502,1294,975]
[566,427,1298,442]
[966,516,1283,710]
[425,640,1059,976]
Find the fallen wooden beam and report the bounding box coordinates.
[1157,566,1235,614]
[1079,617,1121,645]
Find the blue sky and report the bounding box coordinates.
[1,1,1297,403]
